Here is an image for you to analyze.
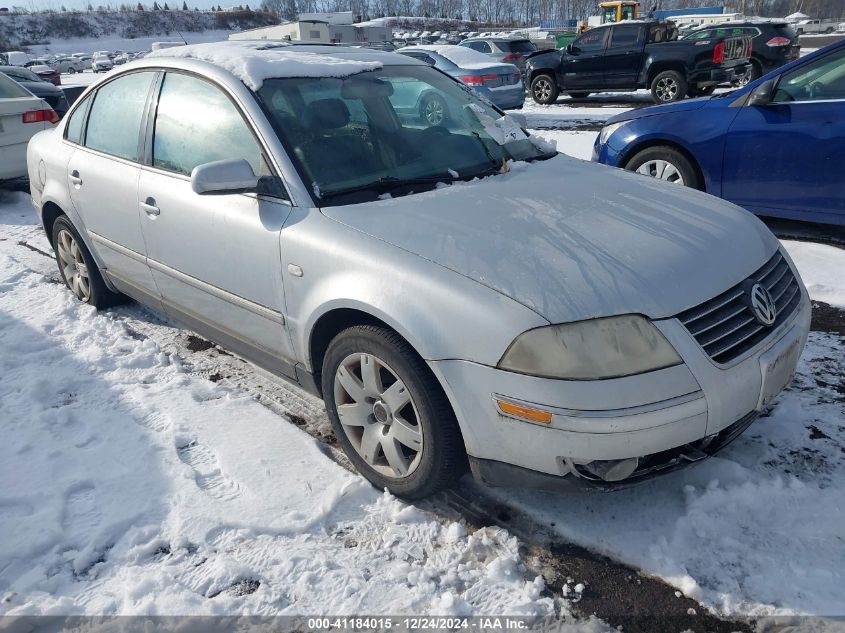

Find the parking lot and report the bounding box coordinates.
[1,33,845,631]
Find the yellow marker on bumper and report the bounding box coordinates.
[495,399,553,425]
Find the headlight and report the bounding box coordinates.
[498,315,681,380]
[599,121,626,145]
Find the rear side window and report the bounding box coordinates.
[85,71,156,161]
[501,40,536,53]
[0,72,30,98]
[64,94,91,144]
[610,25,641,47]
[465,41,492,53]
[152,72,262,176]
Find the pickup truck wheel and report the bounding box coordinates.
[530,74,559,105]
[567,91,590,99]
[650,70,687,103]
[52,216,126,309]
[322,325,465,499]
[625,146,701,189]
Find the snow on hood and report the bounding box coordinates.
[148,41,382,90]
[322,155,778,323]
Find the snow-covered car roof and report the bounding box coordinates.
[405,44,503,69]
[147,41,422,90]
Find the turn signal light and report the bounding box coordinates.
[22,109,59,125]
[495,399,553,425]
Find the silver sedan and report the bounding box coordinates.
[27,42,811,498]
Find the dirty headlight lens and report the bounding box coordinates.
[498,315,681,380]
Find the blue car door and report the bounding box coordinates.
[722,46,845,226]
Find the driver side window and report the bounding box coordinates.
[573,29,607,52]
[773,47,845,103]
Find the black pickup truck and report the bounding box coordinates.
[526,21,751,104]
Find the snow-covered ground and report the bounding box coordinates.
[0,191,562,619]
[1,127,844,620]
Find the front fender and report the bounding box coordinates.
[279,207,549,371]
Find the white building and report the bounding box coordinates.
[229,12,391,44]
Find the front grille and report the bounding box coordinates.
[677,251,801,364]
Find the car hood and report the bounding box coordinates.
[321,155,778,324]
[607,97,712,125]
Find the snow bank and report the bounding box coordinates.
[783,241,845,308]
[148,41,382,90]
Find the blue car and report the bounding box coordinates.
[396,45,525,118]
[593,40,845,227]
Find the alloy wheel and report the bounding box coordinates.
[56,229,91,302]
[655,77,679,102]
[635,159,685,185]
[333,352,424,479]
[534,78,552,102]
[423,97,445,125]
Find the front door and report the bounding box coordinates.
[137,71,297,376]
[560,28,609,91]
[722,46,845,225]
[65,70,161,299]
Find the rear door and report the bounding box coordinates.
[722,46,845,225]
[137,71,297,376]
[65,70,161,299]
[603,24,644,88]
[559,28,609,90]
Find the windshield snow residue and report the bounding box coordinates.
[148,42,382,90]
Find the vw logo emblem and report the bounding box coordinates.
[749,283,777,326]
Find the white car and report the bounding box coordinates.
[838,23,845,34]
[91,54,114,73]
[26,43,811,497]
[50,56,87,74]
[1,73,57,181]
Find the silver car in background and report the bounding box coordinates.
[27,42,810,498]
[459,37,538,74]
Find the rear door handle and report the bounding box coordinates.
[140,198,160,217]
[69,170,82,186]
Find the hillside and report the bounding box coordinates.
[0,9,278,50]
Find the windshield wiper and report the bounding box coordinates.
[320,174,456,199]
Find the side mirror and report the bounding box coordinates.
[748,77,776,106]
[191,158,259,195]
[564,43,574,54]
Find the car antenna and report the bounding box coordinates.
[175,30,188,45]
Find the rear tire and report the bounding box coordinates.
[733,61,761,87]
[650,70,687,103]
[530,73,559,105]
[567,91,590,99]
[322,325,465,499]
[624,146,701,189]
[52,216,126,309]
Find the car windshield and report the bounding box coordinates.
[255,64,552,205]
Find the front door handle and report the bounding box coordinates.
[69,170,82,186]
[140,197,160,217]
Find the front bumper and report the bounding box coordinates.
[430,286,811,491]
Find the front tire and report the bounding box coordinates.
[624,146,701,189]
[52,216,125,309]
[530,73,559,105]
[322,325,465,499]
[650,70,687,103]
